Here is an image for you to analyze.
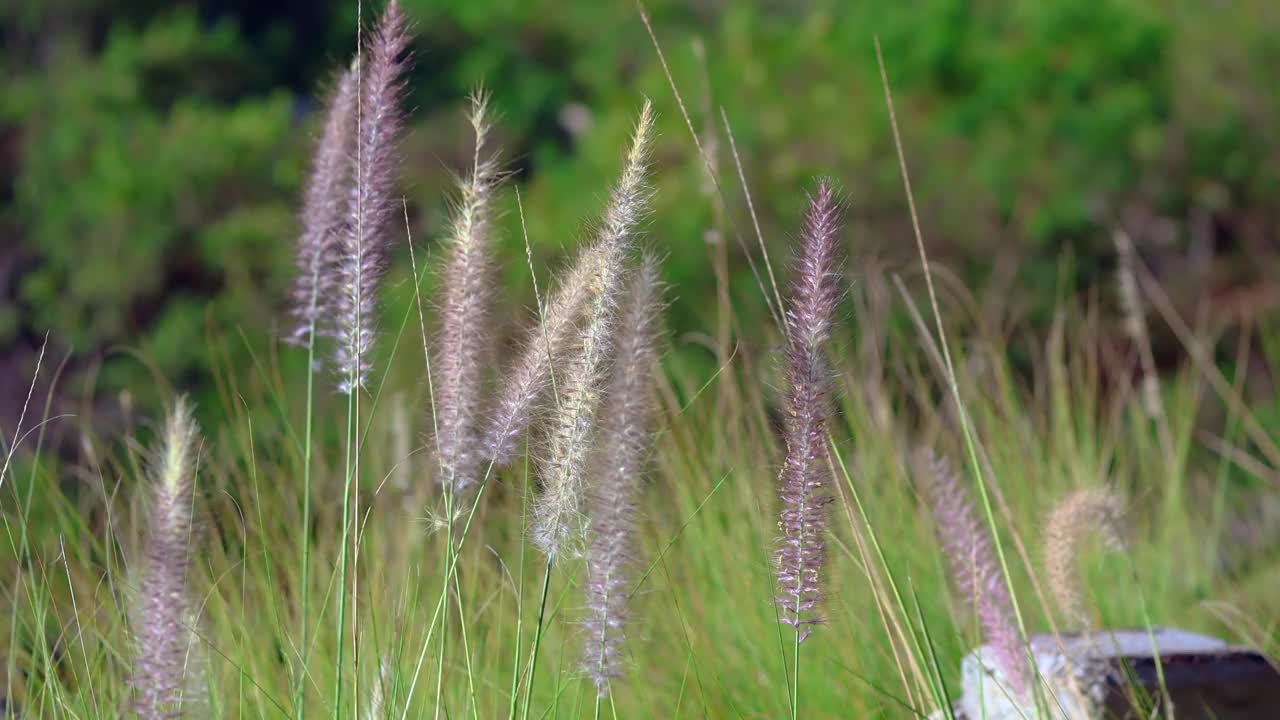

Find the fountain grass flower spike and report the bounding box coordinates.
[431,91,503,494]
[130,396,203,719]
[481,242,608,468]
[774,181,843,642]
[914,448,1029,697]
[289,59,359,346]
[532,99,655,559]
[581,254,663,695]
[334,0,412,394]
[1045,486,1127,628]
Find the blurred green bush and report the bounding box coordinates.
[2,0,1278,417]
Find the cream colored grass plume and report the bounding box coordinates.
[532,100,655,559]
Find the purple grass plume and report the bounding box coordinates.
[533,100,655,559]
[130,396,203,718]
[334,0,412,394]
[913,449,1029,697]
[431,91,502,495]
[581,255,663,696]
[289,59,360,346]
[482,242,607,467]
[774,181,842,642]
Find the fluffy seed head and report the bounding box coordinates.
[290,60,360,345]
[1044,487,1127,628]
[581,255,663,695]
[431,91,503,494]
[914,449,1028,697]
[774,181,842,642]
[483,243,608,467]
[532,100,655,558]
[131,396,202,719]
[334,0,412,393]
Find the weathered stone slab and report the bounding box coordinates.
[946,627,1280,719]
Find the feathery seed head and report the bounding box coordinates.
[774,180,843,642]
[789,180,841,350]
[532,101,656,559]
[334,0,412,393]
[483,243,608,467]
[600,99,655,254]
[913,449,1028,697]
[581,254,663,695]
[131,396,203,718]
[1044,487,1127,628]
[432,90,503,495]
[289,59,360,345]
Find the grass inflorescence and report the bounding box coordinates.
[3,7,1279,720]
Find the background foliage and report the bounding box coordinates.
[3,0,1279,421]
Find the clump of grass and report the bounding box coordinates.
[1044,487,1128,629]
[913,448,1028,698]
[129,396,203,719]
[580,254,664,697]
[532,99,655,559]
[431,91,503,495]
[19,13,1280,719]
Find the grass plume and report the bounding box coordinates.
[431,91,502,494]
[774,180,842,642]
[1044,487,1128,628]
[130,396,202,719]
[532,99,655,559]
[581,254,663,696]
[482,242,607,467]
[334,0,412,393]
[914,448,1028,697]
[290,59,359,345]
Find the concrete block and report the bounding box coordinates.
[943,627,1280,719]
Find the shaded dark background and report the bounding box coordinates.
[3,0,1280,438]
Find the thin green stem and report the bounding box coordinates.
[400,473,492,718]
[335,3,363,714]
[520,558,554,720]
[791,626,801,720]
[295,306,318,720]
[507,456,531,720]
[433,489,455,718]
[876,38,1045,710]
[352,357,364,718]
[334,386,356,719]
[451,549,479,719]
[828,439,951,711]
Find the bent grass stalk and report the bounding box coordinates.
[874,37,1046,712]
